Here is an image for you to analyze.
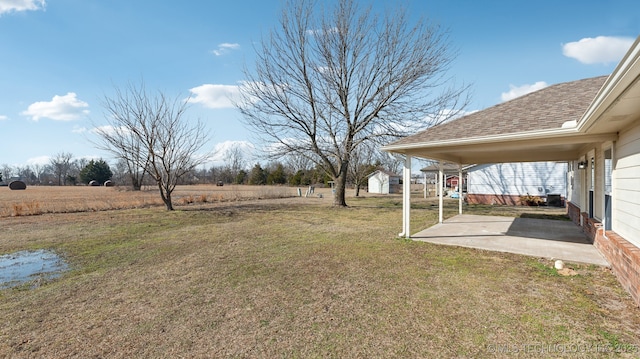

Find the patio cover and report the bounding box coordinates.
[382,36,640,237]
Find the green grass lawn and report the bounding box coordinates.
[1,196,638,358]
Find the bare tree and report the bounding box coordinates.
[0,164,13,182]
[223,143,247,184]
[96,82,211,210]
[378,152,405,175]
[93,104,149,190]
[49,152,74,186]
[348,142,379,197]
[31,163,45,184]
[238,0,467,206]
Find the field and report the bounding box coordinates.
[0,184,302,217]
[1,186,640,357]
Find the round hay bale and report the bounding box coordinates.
[89,180,99,186]
[104,180,114,187]
[9,180,26,190]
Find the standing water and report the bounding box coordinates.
[0,249,69,289]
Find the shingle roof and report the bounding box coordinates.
[388,75,608,147]
[367,169,400,178]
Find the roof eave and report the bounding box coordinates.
[577,37,640,133]
[381,127,581,154]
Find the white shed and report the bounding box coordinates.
[367,170,401,194]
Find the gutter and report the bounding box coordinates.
[576,36,640,133]
[381,126,585,153]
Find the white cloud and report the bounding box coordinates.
[0,115,8,121]
[0,0,45,15]
[501,81,548,102]
[21,92,90,121]
[25,155,50,166]
[562,36,634,65]
[211,43,240,56]
[91,125,120,136]
[202,140,255,168]
[188,84,241,109]
[72,125,87,134]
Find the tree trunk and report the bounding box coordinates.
[332,165,349,207]
[157,182,174,210]
[130,175,142,191]
[355,184,361,197]
[164,195,174,210]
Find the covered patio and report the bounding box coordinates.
[382,36,640,304]
[412,214,608,266]
[382,75,611,239]
[380,76,616,265]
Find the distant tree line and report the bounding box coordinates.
[1,147,404,193]
[0,152,114,186]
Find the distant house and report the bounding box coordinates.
[382,36,640,306]
[466,162,567,206]
[367,170,400,194]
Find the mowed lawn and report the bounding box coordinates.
[1,190,639,358]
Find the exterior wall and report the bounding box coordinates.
[567,121,640,306]
[595,230,640,305]
[367,172,400,194]
[567,160,583,208]
[567,201,581,226]
[368,173,388,194]
[613,122,640,248]
[467,162,567,204]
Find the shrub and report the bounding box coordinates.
[519,193,543,206]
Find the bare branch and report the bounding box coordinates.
[237,0,469,206]
[93,82,212,209]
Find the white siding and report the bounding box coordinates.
[467,162,567,197]
[368,171,399,194]
[568,160,583,207]
[613,122,640,247]
[595,147,604,220]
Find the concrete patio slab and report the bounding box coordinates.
[411,214,608,266]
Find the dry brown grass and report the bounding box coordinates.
[0,194,639,357]
[0,184,301,217]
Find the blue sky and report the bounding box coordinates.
[0,0,638,169]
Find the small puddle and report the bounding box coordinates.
[0,249,69,289]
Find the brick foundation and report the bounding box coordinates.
[581,213,602,244]
[594,231,640,306]
[467,193,565,207]
[567,201,581,225]
[566,201,640,306]
[467,194,521,205]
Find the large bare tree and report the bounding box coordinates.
[237,0,467,206]
[95,83,211,210]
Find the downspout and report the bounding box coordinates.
[399,155,412,238]
[439,162,444,224]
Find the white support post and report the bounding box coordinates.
[459,165,463,214]
[399,155,412,238]
[438,162,444,224]
[423,172,427,199]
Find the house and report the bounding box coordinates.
[367,170,401,194]
[466,162,567,206]
[382,36,640,305]
[420,163,464,187]
[419,161,566,205]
